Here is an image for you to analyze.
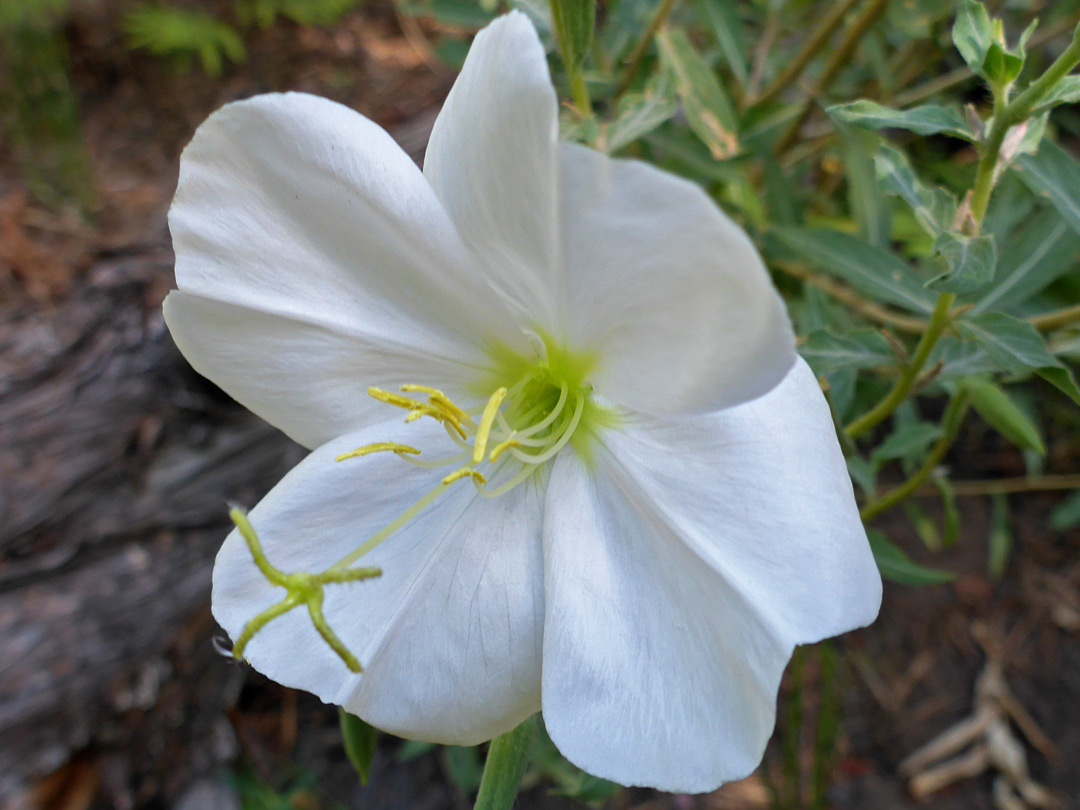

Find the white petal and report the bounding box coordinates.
[541,450,788,792]
[558,142,796,414]
[213,419,544,744]
[164,291,489,449]
[424,13,561,326]
[168,92,526,445]
[541,359,880,791]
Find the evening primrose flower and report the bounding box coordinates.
[163,11,881,793]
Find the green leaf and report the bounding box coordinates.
[933,473,961,547]
[549,0,594,71]
[800,329,896,374]
[871,422,944,467]
[444,746,485,794]
[1049,490,1080,531]
[656,28,740,160]
[964,377,1046,454]
[828,100,978,141]
[1017,140,1080,238]
[838,125,890,246]
[926,231,996,293]
[124,5,246,76]
[874,144,957,237]
[952,0,993,76]
[971,207,1080,313]
[868,530,956,586]
[988,493,1011,580]
[1031,75,1080,116]
[768,228,937,313]
[982,39,1023,86]
[605,70,677,152]
[929,336,998,382]
[694,0,749,89]
[847,456,876,497]
[763,157,802,227]
[955,312,1080,404]
[339,709,377,785]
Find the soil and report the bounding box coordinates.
[0,3,1077,809]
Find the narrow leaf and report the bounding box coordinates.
[769,228,937,313]
[874,144,957,236]
[1031,75,1080,115]
[549,0,595,70]
[799,329,896,373]
[926,231,996,293]
[871,422,944,467]
[1049,490,1080,531]
[339,709,377,785]
[965,377,1046,454]
[1017,140,1080,238]
[605,70,678,152]
[694,0,749,89]
[955,312,1080,404]
[656,28,740,159]
[829,100,978,141]
[971,207,1080,313]
[868,530,956,586]
[988,493,1012,581]
[953,0,993,75]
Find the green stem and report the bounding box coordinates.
[844,292,955,440]
[1030,301,1080,331]
[969,94,1010,226]
[970,24,1080,224]
[860,389,971,520]
[1008,22,1080,122]
[570,70,592,114]
[614,0,678,98]
[751,0,862,109]
[474,717,537,810]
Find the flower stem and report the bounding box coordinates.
[860,388,971,521]
[474,717,536,810]
[844,292,955,440]
[614,0,679,98]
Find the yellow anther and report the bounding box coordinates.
[368,387,421,410]
[404,405,467,439]
[400,384,470,423]
[442,467,488,485]
[489,436,521,462]
[473,387,508,463]
[336,442,421,462]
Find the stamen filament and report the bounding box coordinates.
[332,480,451,569]
[511,393,585,465]
[473,387,508,463]
[517,381,569,438]
[400,449,471,469]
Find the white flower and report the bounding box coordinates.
[163,11,881,793]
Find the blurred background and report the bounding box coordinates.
[1,0,1078,808]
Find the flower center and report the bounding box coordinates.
[226,340,617,671]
